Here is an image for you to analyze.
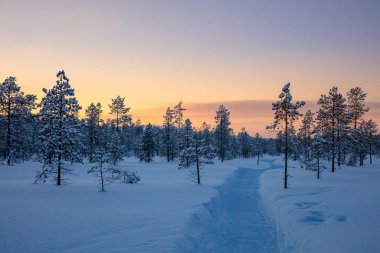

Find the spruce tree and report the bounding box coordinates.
[267,83,305,189]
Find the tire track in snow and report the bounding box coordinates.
[177,167,279,253]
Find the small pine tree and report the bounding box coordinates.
[140,123,155,163]
[252,133,265,164]
[107,129,124,165]
[301,131,328,179]
[179,131,215,184]
[85,102,102,162]
[237,127,251,158]
[87,148,119,191]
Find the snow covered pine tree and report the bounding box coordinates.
[36,70,82,185]
[267,83,305,189]
[179,127,215,184]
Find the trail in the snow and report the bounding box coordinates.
[177,167,279,253]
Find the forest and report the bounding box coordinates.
[0,71,379,187]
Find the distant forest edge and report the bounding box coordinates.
[0,71,379,188]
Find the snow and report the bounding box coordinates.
[1,156,380,252]
[0,158,259,253]
[260,157,380,253]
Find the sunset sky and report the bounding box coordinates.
[1,0,380,135]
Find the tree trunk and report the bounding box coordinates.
[6,98,11,166]
[284,111,288,189]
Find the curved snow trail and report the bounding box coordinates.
[177,167,279,253]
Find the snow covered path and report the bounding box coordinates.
[177,167,279,253]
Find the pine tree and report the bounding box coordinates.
[237,127,251,158]
[364,120,378,164]
[347,87,369,129]
[252,133,265,164]
[163,107,176,162]
[85,102,102,162]
[0,77,36,165]
[199,122,213,147]
[37,70,82,185]
[179,119,195,166]
[140,123,155,162]
[301,129,328,179]
[298,110,315,159]
[267,83,305,189]
[214,105,232,162]
[107,129,124,165]
[179,131,215,184]
[316,86,349,172]
[109,96,131,132]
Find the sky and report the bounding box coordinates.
[1,0,380,135]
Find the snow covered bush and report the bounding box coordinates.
[120,170,141,184]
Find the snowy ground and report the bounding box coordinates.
[1,156,380,253]
[260,157,380,253]
[0,157,269,253]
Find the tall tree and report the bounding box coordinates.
[37,70,82,185]
[316,86,348,172]
[109,96,131,132]
[214,105,232,162]
[267,83,305,189]
[0,77,36,165]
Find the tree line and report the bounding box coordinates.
[268,83,379,188]
[1,72,379,187]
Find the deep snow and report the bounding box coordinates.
[260,157,380,253]
[1,156,380,253]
